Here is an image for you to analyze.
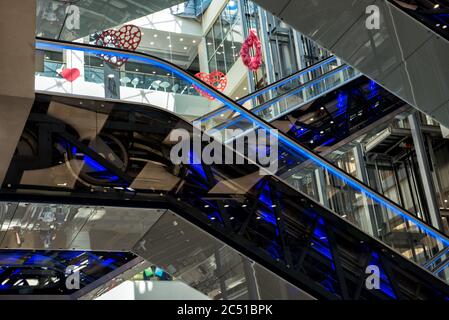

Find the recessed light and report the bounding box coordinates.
[108,74,115,78]
[207,42,212,45]
[166,35,170,39]
[166,73,171,76]
[180,38,184,41]
[330,121,334,124]
[135,68,139,71]
[153,34,158,38]
[168,44,172,48]
[150,41,154,45]
[434,4,440,9]
[243,87,247,90]
[192,40,197,43]
[183,46,188,50]
[141,32,145,35]
[320,131,324,134]
[152,71,156,74]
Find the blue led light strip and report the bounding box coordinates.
[36,40,449,251]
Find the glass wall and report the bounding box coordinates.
[206,0,243,74]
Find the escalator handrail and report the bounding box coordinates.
[199,55,338,122]
[210,64,353,132]
[35,37,449,250]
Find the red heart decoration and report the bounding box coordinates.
[96,25,142,67]
[193,71,227,101]
[60,68,80,82]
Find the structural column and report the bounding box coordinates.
[0,0,36,185]
[409,112,443,230]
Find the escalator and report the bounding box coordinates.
[7,38,449,298]
[4,91,449,300]
[254,0,449,128]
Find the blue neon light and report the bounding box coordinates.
[36,41,449,250]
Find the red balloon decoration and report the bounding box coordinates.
[240,29,262,71]
[193,71,228,100]
[95,24,142,67]
[60,67,80,82]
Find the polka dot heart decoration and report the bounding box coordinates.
[193,71,228,101]
[95,25,142,67]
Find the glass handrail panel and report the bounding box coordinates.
[199,56,357,125]
[34,39,449,283]
[200,65,360,133]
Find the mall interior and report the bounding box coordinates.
[1,0,449,300]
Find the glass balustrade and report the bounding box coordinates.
[33,39,449,283]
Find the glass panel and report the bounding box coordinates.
[32,40,449,285]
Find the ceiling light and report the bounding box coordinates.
[180,38,184,41]
[434,4,440,8]
[168,44,172,48]
[330,120,334,124]
[135,68,139,71]
[183,46,188,50]
[153,34,158,38]
[107,74,115,78]
[243,87,247,90]
[150,41,154,45]
[166,35,170,39]
[152,71,156,74]
[320,131,324,134]
[207,42,212,45]
[141,32,145,35]
[166,73,171,76]
[192,40,197,43]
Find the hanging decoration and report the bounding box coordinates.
[240,29,262,72]
[95,24,142,67]
[60,67,80,82]
[193,71,228,100]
